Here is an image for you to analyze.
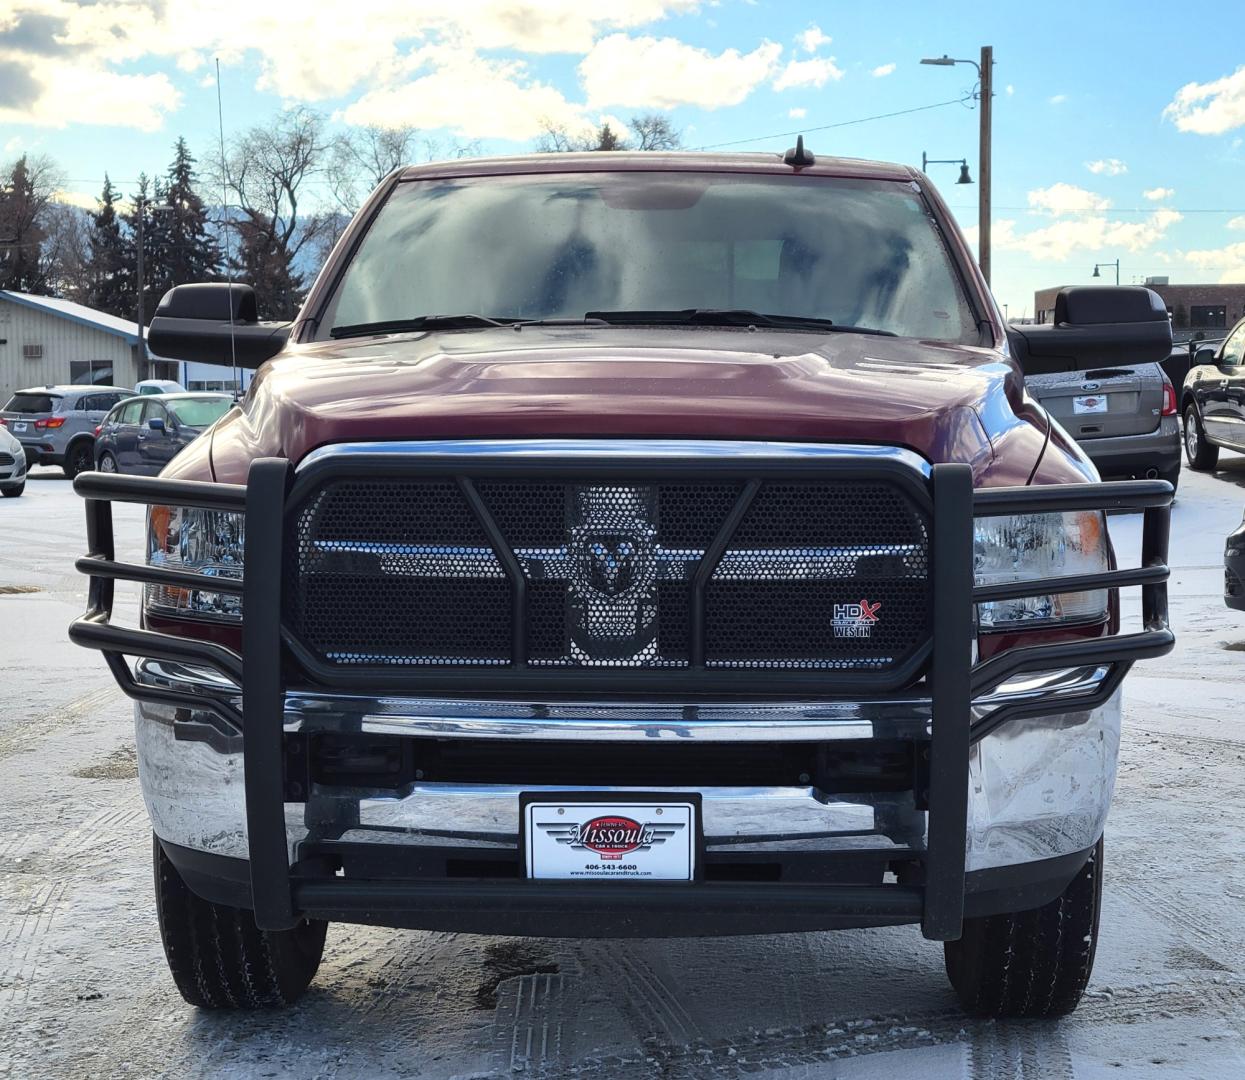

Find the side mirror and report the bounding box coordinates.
[1007,286,1172,375]
[148,417,166,433]
[148,283,291,368]
[1195,345,1218,365]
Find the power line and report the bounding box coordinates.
[692,97,972,151]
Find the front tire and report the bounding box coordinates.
[1,482,23,498]
[944,838,1103,1018]
[65,441,94,479]
[1183,406,1219,471]
[153,835,327,1008]
[97,451,118,475]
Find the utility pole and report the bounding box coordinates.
[979,45,993,287]
[135,198,148,382]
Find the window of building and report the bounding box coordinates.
[1190,304,1227,328]
[69,360,116,385]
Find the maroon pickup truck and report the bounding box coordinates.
[71,147,1174,1018]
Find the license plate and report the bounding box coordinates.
[522,794,698,881]
[13,422,26,433]
[1073,395,1108,414]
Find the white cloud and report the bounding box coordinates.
[1143,186,1175,201]
[0,62,179,132]
[797,24,831,53]
[772,55,843,92]
[1085,158,1127,176]
[1048,93,1068,105]
[343,49,580,140]
[788,106,807,119]
[870,63,896,78]
[1164,65,1245,135]
[994,209,1183,261]
[1027,183,1112,216]
[1005,84,1015,96]
[581,34,781,110]
[1182,240,1245,282]
[54,189,99,210]
[0,1,705,131]
[1228,215,1245,230]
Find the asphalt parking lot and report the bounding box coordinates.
[2,460,1245,1079]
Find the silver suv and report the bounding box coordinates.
[0,385,131,478]
[1024,361,1181,489]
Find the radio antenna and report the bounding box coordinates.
[215,57,240,399]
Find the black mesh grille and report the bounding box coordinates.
[285,470,931,676]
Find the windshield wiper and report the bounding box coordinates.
[585,309,895,336]
[330,314,509,339]
[330,314,611,339]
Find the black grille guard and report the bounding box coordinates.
[69,458,1173,942]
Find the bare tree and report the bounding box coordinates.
[327,124,418,216]
[41,201,93,302]
[213,106,330,316]
[630,114,682,151]
[218,107,329,259]
[535,114,682,153]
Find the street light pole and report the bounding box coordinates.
[979,45,993,287]
[1092,260,1120,286]
[920,46,995,286]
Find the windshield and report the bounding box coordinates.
[326,171,978,343]
[166,397,232,427]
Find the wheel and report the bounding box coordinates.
[153,835,327,1008]
[64,441,94,479]
[944,837,1103,1018]
[97,451,118,474]
[1183,406,1219,471]
[1158,463,1180,494]
[1,482,23,498]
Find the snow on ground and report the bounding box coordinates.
[1,460,1244,1079]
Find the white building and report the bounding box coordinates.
[0,291,254,402]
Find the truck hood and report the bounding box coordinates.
[198,326,1078,486]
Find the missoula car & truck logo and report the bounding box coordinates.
[832,599,881,639]
[538,815,683,859]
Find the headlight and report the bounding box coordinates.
[145,506,244,620]
[974,510,1108,629]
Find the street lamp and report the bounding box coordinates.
[1091,260,1120,286]
[920,47,994,286]
[921,152,973,184]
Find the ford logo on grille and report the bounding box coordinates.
[1081,381,1100,392]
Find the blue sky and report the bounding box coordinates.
[3,0,1245,316]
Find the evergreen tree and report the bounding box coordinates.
[157,137,221,292]
[86,175,130,317]
[121,173,168,328]
[0,155,50,293]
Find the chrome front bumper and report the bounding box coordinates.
[134,660,1121,875]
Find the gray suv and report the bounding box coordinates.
[1024,362,1181,489]
[0,385,131,478]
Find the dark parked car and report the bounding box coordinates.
[1227,511,1245,610]
[94,393,233,476]
[1182,315,1245,471]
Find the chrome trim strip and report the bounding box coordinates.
[135,661,1113,744]
[296,438,933,476]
